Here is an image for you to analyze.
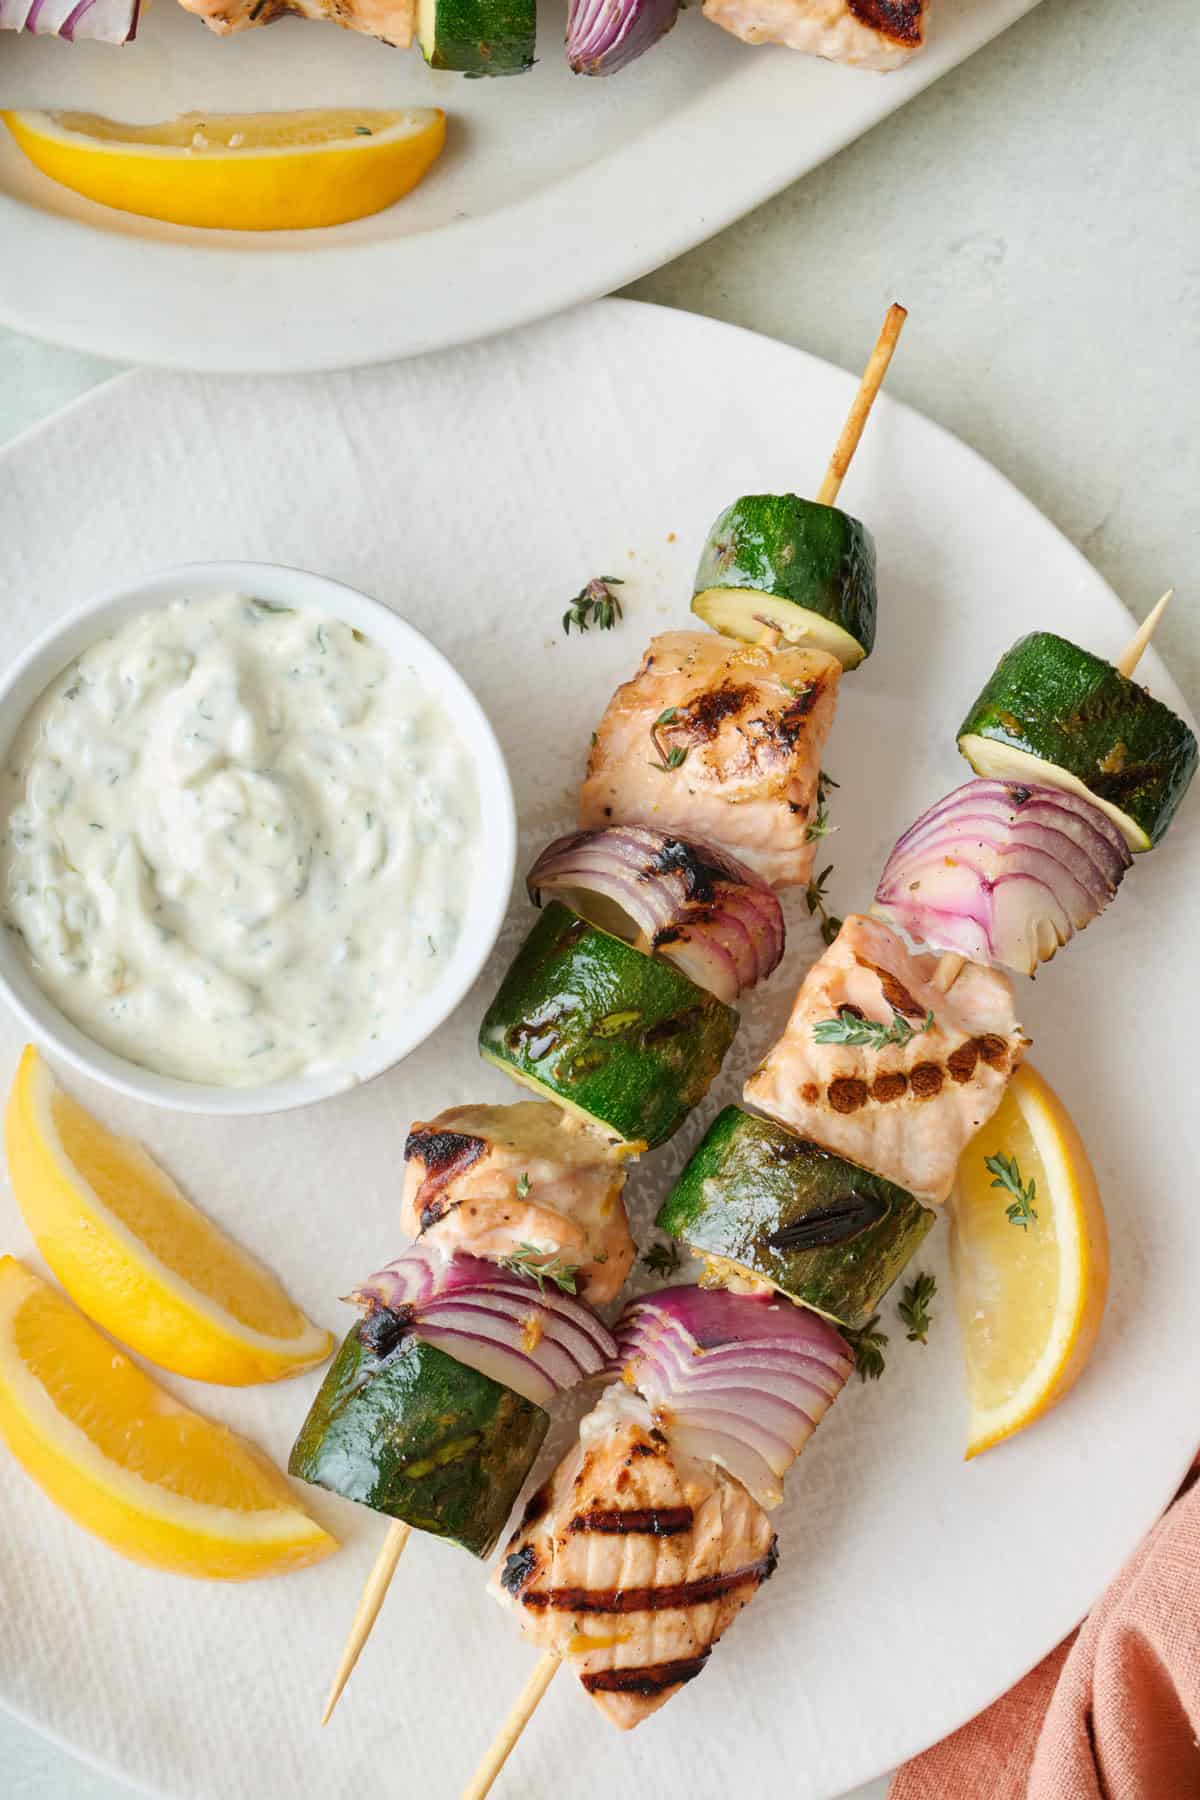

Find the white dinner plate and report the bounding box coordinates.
[0,299,1194,1800]
[0,0,1041,373]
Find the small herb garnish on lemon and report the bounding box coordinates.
[952,1062,1108,1458]
[1,108,446,231]
[0,1258,335,1580]
[5,1046,332,1386]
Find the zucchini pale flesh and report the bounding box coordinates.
[958,631,1197,851]
[479,900,738,1150]
[288,1324,547,1557]
[656,1106,934,1331]
[692,494,877,669]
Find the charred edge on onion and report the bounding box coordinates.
[581,1652,711,1695]
[518,1552,778,1613]
[645,837,741,906]
[568,1507,694,1536]
[356,1304,412,1358]
[766,1191,890,1252]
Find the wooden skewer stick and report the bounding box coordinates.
[321,1520,411,1725]
[815,302,908,509]
[931,589,1175,996]
[461,1651,561,1800]
[758,303,908,654]
[1116,588,1173,679]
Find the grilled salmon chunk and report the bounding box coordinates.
[745,914,1025,1204]
[580,631,841,889]
[401,1102,635,1305]
[490,1386,776,1729]
[177,0,413,43]
[702,0,926,69]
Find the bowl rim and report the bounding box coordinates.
[0,560,517,1115]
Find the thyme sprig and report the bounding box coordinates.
[563,577,624,636]
[985,1151,1038,1230]
[806,769,839,843]
[649,707,689,774]
[498,1242,582,1295]
[804,862,844,948]
[813,1006,934,1050]
[641,1239,682,1278]
[898,1272,937,1344]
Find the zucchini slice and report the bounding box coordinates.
[655,1106,934,1332]
[417,0,535,74]
[958,631,1197,851]
[479,900,738,1151]
[691,494,877,669]
[289,1323,547,1558]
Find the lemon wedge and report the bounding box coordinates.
[952,1062,1109,1459]
[6,1046,332,1386]
[1,108,446,231]
[0,1257,336,1579]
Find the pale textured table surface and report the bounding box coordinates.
[0,0,1196,1794]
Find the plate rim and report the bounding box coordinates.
[0,297,1194,1800]
[0,0,1043,373]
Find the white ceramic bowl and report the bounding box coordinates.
[0,562,516,1115]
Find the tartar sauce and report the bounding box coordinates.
[0,593,479,1086]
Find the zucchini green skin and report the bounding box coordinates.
[656,1106,934,1331]
[288,1328,547,1557]
[417,0,535,75]
[691,494,877,669]
[479,901,738,1150]
[958,631,1197,850]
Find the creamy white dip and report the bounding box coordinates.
[0,593,479,1086]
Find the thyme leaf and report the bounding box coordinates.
[813,1006,934,1050]
[563,576,624,636]
[985,1151,1038,1230]
[804,862,844,948]
[898,1271,937,1344]
[641,1239,682,1278]
[516,1171,531,1198]
[842,1313,888,1381]
[648,706,689,774]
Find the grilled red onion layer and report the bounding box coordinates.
[565,0,678,73]
[611,1286,853,1508]
[351,1244,616,1411]
[2,0,139,39]
[528,825,784,1004]
[874,778,1131,976]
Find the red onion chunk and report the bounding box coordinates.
[6,0,139,40]
[611,1286,852,1507]
[350,1243,616,1411]
[875,778,1131,976]
[528,825,784,1004]
[565,0,679,73]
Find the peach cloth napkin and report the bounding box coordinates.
[891,1463,1200,1800]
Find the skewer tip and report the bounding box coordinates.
[1116,587,1174,680]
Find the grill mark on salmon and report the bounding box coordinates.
[517,1552,775,1614]
[745,914,1024,1203]
[581,1652,711,1695]
[568,1507,694,1537]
